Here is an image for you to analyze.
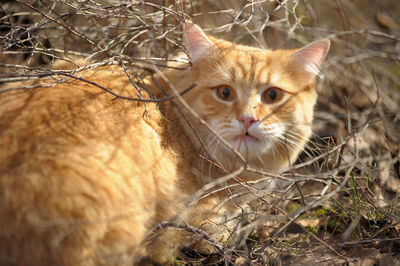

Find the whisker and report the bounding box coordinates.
[275,121,328,150]
[209,141,222,178]
[269,136,287,165]
[200,134,217,178]
[276,132,319,165]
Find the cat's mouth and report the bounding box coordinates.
[234,132,258,142]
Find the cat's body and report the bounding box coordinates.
[0,23,329,265]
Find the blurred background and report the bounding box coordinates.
[1,0,399,264]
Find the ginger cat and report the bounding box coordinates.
[0,22,329,265]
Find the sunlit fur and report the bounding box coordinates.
[0,26,328,265]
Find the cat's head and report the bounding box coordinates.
[170,22,329,173]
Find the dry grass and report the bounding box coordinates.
[1,0,399,265]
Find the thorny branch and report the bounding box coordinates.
[0,71,196,102]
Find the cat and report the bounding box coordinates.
[0,22,329,265]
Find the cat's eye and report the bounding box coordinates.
[215,85,235,101]
[262,87,284,104]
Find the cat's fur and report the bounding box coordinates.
[0,22,329,265]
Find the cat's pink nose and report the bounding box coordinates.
[238,115,257,130]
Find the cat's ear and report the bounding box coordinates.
[184,21,214,63]
[292,39,330,80]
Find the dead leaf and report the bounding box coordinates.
[376,12,400,31]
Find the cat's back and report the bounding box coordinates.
[0,65,181,265]
[0,65,163,181]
